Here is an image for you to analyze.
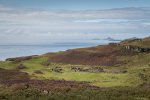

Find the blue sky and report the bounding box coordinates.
[0,0,150,10]
[0,0,150,44]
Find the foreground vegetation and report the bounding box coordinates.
[0,86,150,100]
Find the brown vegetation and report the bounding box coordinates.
[0,68,98,92]
[6,55,37,63]
[0,68,29,81]
[0,79,99,91]
[46,44,137,66]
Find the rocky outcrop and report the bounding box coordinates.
[123,45,150,52]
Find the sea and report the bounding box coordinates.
[0,40,119,61]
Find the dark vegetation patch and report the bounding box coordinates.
[0,79,99,91]
[41,62,50,66]
[34,70,43,74]
[70,66,127,73]
[103,69,128,74]
[0,86,150,100]
[16,64,27,70]
[6,55,37,63]
[71,66,104,73]
[0,68,29,81]
[46,44,137,66]
[0,68,98,92]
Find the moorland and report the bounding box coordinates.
[0,37,150,100]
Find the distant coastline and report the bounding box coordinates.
[0,40,118,61]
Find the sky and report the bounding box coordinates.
[0,0,150,45]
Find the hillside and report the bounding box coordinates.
[120,36,150,48]
[43,37,150,66]
[1,36,150,100]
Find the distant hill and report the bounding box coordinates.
[92,37,122,41]
[103,37,122,41]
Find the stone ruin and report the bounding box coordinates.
[123,45,150,53]
[51,67,63,73]
[71,67,104,73]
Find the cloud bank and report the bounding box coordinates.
[0,6,150,44]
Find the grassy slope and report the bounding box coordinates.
[0,51,150,88]
[0,56,128,87]
[120,36,150,48]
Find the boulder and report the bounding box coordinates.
[16,64,26,69]
[51,67,63,73]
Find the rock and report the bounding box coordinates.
[123,45,150,53]
[16,64,26,69]
[51,67,63,73]
[43,90,49,94]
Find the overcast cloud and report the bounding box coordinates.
[0,6,150,44]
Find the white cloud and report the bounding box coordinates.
[0,7,150,44]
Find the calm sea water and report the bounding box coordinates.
[0,40,116,61]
